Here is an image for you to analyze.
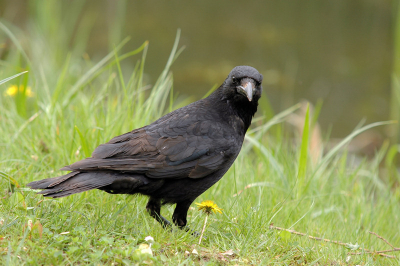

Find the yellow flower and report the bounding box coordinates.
[5,85,33,97]
[195,200,222,215]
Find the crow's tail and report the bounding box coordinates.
[27,171,148,198]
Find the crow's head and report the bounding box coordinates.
[223,66,263,103]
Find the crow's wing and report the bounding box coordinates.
[62,113,238,179]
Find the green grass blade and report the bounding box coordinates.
[0,171,20,188]
[0,22,30,63]
[61,37,131,108]
[305,120,397,192]
[52,54,72,105]
[244,135,284,179]
[320,120,396,168]
[247,103,301,135]
[74,125,91,158]
[297,104,310,198]
[0,71,29,86]
[202,84,218,99]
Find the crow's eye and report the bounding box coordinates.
[232,76,237,83]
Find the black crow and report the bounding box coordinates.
[27,65,263,231]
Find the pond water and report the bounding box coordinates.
[1,0,393,137]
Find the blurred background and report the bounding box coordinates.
[0,0,397,141]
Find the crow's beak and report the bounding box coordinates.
[237,78,255,102]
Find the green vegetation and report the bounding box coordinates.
[1,12,400,266]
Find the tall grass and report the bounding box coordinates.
[1,11,400,266]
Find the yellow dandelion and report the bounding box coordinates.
[5,85,33,97]
[195,200,222,245]
[195,200,222,215]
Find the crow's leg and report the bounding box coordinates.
[172,200,200,236]
[146,197,171,228]
[172,200,192,227]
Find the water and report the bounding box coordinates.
[0,0,393,137]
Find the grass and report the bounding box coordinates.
[1,17,400,266]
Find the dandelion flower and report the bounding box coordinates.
[5,85,33,97]
[195,200,222,244]
[195,200,222,215]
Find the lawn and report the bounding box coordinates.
[1,18,400,266]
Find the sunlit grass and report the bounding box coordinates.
[1,12,400,266]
